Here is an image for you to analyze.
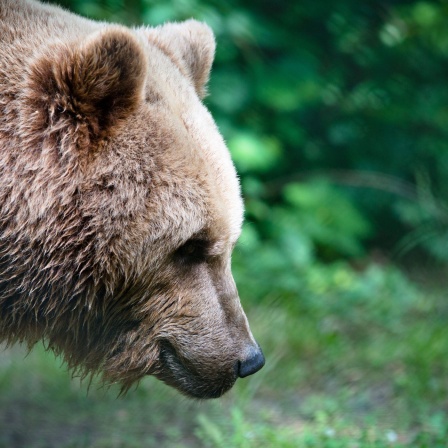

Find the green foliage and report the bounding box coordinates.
[228,132,282,173]
[196,408,448,448]
[282,180,371,257]
[195,407,407,448]
[393,172,448,261]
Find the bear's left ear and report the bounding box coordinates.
[145,20,216,98]
[25,27,147,141]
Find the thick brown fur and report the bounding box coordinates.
[0,0,262,398]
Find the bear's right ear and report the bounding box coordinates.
[26,27,146,141]
[143,20,216,98]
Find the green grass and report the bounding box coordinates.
[1,263,448,447]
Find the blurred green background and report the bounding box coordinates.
[2,0,448,446]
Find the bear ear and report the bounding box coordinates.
[27,27,147,139]
[145,20,216,98]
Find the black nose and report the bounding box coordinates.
[237,346,265,378]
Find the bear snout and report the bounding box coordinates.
[237,344,265,378]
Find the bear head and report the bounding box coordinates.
[0,16,264,398]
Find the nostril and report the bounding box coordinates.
[237,346,265,378]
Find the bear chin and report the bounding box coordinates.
[156,341,238,399]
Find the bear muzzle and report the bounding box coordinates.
[156,337,264,399]
[156,339,237,398]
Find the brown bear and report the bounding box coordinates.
[0,0,264,398]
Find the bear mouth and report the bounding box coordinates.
[156,340,237,399]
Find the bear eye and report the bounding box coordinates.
[174,238,210,264]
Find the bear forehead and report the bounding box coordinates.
[138,40,244,247]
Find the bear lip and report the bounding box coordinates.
[156,340,237,399]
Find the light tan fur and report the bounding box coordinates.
[0,0,262,398]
